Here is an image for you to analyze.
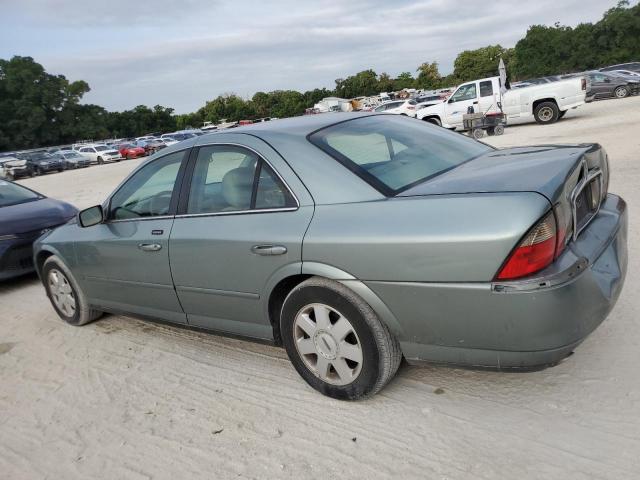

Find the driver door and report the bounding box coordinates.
[444,82,478,127]
[72,149,189,323]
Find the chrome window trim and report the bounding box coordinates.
[571,161,603,241]
[186,141,300,211]
[105,215,175,225]
[175,206,299,220]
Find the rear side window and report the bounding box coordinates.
[479,80,494,97]
[187,145,296,214]
[309,115,492,196]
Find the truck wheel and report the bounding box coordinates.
[493,125,505,135]
[472,128,484,140]
[281,277,402,400]
[486,127,496,136]
[534,101,559,124]
[614,86,629,99]
[423,117,441,127]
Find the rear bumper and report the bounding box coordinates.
[367,194,628,369]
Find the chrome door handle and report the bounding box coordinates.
[251,245,287,256]
[138,243,162,252]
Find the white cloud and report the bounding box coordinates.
[0,0,620,112]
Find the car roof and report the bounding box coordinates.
[196,112,376,140]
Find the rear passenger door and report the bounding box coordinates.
[477,80,497,114]
[168,135,314,339]
[590,74,609,97]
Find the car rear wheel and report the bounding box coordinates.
[534,101,560,124]
[97,156,104,165]
[43,256,103,326]
[614,86,629,99]
[281,277,402,400]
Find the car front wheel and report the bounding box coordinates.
[281,277,402,400]
[42,255,103,326]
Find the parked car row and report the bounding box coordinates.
[0,130,205,181]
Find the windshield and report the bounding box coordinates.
[308,115,493,195]
[94,145,108,151]
[65,152,81,158]
[0,180,42,207]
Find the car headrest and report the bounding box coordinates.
[221,167,254,209]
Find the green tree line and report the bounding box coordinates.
[1,1,638,151]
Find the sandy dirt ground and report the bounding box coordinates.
[1,97,639,480]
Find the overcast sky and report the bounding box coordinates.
[0,0,620,113]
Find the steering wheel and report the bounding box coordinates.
[149,190,173,215]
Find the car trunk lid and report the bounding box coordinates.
[399,143,609,246]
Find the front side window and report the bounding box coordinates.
[309,115,492,195]
[187,145,295,214]
[450,83,477,102]
[109,150,185,220]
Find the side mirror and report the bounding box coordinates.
[604,78,611,83]
[447,98,454,103]
[78,205,104,228]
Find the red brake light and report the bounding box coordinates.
[497,212,557,280]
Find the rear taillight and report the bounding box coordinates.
[496,212,557,280]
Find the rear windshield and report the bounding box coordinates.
[308,115,492,195]
[0,180,42,207]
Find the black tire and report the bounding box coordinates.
[281,277,402,400]
[486,127,495,136]
[6,172,14,181]
[472,128,484,140]
[558,110,567,119]
[33,167,40,176]
[97,156,104,165]
[614,86,629,99]
[494,124,505,135]
[533,101,559,124]
[423,117,442,127]
[42,255,103,326]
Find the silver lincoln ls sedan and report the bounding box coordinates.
[34,113,628,400]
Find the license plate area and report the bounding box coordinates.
[572,165,602,241]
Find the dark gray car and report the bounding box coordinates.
[34,114,628,399]
[587,71,640,99]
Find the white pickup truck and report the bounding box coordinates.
[416,75,588,128]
